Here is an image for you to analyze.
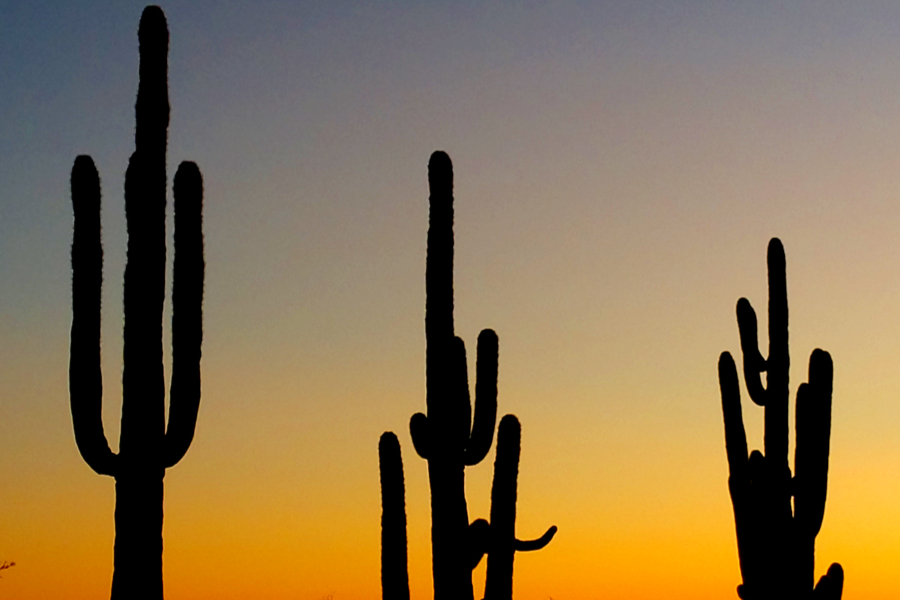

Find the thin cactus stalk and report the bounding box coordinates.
[379,432,411,600]
[483,415,557,600]
[69,7,204,599]
[718,238,842,600]
[409,151,499,600]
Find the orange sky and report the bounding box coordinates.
[4,1,900,598]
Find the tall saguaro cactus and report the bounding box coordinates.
[408,151,499,600]
[69,7,204,599]
[718,238,842,600]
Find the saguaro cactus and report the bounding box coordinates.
[379,432,410,600]
[69,7,204,599]
[408,151,499,600]
[717,238,842,600]
[483,415,557,600]
[379,152,554,600]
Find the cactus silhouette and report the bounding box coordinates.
[718,238,842,600]
[379,152,554,600]
[483,415,557,600]
[379,432,410,600]
[69,7,204,599]
[408,150,499,600]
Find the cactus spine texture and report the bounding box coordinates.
[69,7,204,599]
[718,238,842,600]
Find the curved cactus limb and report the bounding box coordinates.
[719,238,841,600]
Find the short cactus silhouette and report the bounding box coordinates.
[380,152,554,600]
[69,6,204,599]
[379,432,410,600]
[718,238,842,600]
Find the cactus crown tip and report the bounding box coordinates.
[139,6,168,41]
[428,151,453,189]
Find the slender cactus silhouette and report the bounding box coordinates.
[69,7,204,599]
[483,415,557,600]
[379,432,410,600]
[718,238,842,600]
[380,152,554,600]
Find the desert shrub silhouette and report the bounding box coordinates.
[69,6,204,599]
[718,238,842,600]
[380,152,555,600]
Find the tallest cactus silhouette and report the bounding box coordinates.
[409,151,499,600]
[69,7,204,599]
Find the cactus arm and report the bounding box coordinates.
[813,563,844,600]
[70,155,118,478]
[736,298,767,407]
[464,329,498,466]
[718,351,759,592]
[794,349,833,538]
[379,432,410,600]
[452,336,474,446]
[514,526,557,551]
[409,412,431,458]
[466,519,490,570]
[163,162,205,469]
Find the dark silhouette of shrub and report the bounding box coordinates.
[380,152,554,600]
[69,6,204,599]
[718,238,842,600]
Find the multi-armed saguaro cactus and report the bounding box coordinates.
[69,7,204,599]
[380,151,554,600]
[718,238,842,600]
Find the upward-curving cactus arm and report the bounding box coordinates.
[70,155,117,478]
[163,162,205,468]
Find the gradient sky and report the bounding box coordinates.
[4,1,900,598]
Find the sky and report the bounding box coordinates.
[3,1,900,598]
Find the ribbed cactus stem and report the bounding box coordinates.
[69,7,203,599]
[380,433,410,600]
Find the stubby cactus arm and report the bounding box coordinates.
[70,155,118,478]
[163,161,205,469]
